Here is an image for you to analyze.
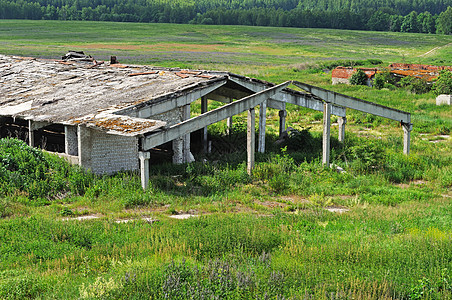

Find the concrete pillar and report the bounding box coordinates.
[28,120,34,147]
[64,125,79,156]
[77,125,92,169]
[403,123,412,155]
[172,138,184,164]
[201,96,209,153]
[182,104,194,163]
[322,102,332,166]
[338,116,347,143]
[247,108,255,175]
[226,98,233,134]
[139,151,151,190]
[258,100,267,153]
[278,106,287,137]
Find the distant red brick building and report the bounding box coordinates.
[331,67,378,86]
[332,63,451,86]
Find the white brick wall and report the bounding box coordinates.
[90,130,139,174]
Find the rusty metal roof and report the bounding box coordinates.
[0,54,226,135]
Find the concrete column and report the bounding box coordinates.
[403,123,412,155]
[28,120,34,147]
[172,138,184,164]
[77,125,92,169]
[322,102,332,166]
[247,108,255,175]
[182,104,194,163]
[139,151,151,190]
[226,98,233,134]
[278,105,287,137]
[338,116,347,143]
[258,100,267,153]
[201,96,209,153]
[64,125,79,156]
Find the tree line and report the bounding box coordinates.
[0,0,451,34]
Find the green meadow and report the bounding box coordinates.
[0,20,451,299]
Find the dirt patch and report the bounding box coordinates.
[280,195,309,204]
[257,201,289,209]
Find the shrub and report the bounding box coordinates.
[432,70,452,96]
[0,138,93,200]
[350,69,368,85]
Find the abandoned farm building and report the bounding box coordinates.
[332,63,452,86]
[0,54,412,189]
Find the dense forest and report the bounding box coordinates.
[0,0,451,34]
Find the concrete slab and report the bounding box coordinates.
[168,214,199,219]
[325,207,350,213]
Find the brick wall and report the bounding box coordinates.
[90,130,139,174]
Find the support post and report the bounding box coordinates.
[403,123,412,155]
[28,120,34,147]
[226,98,233,134]
[64,125,79,156]
[278,105,287,137]
[201,96,209,153]
[247,108,255,175]
[77,125,92,169]
[182,104,194,163]
[338,116,347,143]
[258,100,267,153]
[139,151,150,190]
[172,138,184,164]
[322,102,332,166]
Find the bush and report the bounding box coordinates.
[432,70,452,96]
[0,138,93,200]
[350,69,368,85]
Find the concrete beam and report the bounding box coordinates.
[293,81,411,123]
[247,108,255,174]
[258,100,267,153]
[141,81,291,151]
[229,77,346,117]
[117,80,227,118]
[138,151,150,190]
[323,102,331,166]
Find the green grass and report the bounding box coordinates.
[0,20,451,299]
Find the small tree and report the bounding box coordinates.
[350,69,367,85]
[432,70,452,96]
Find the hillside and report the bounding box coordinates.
[1,0,452,33]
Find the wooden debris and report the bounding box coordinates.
[175,72,189,78]
[110,63,128,68]
[128,71,158,77]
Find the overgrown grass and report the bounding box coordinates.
[0,20,451,298]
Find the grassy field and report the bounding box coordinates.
[0,20,451,299]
